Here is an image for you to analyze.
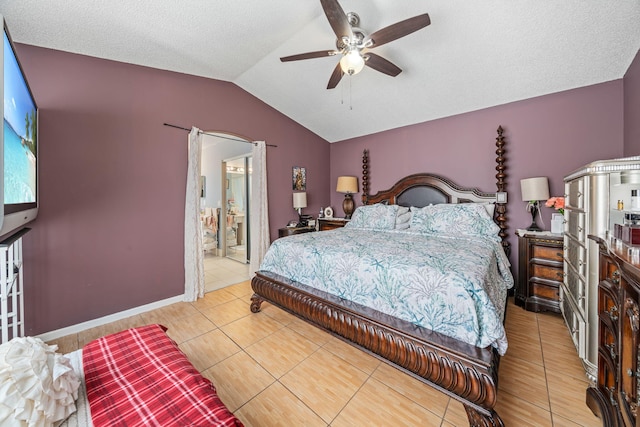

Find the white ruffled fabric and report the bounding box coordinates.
[0,337,80,427]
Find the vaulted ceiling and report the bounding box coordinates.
[1,1,639,142]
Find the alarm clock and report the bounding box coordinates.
[323,207,334,218]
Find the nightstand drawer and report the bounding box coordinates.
[530,280,561,301]
[318,218,350,231]
[278,227,315,238]
[531,245,563,262]
[531,264,564,282]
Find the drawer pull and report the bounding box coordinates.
[609,387,618,407]
[556,252,563,257]
[606,342,617,359]
[626,298,639,332]
[611,270,620,285]
[628,368,635,377]
[608,305,619,321]
[556,272,563,278]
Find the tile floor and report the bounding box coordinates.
[226,245,248,264]
[204,252,250,292]
[49,277,602,427]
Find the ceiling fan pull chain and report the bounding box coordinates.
[349,75,353,110]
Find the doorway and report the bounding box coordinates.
[200,132,252,292]
[223,155,251,264]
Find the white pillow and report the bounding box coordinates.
[410,203,501,241]
[479,202,495,218]
[0,337,80,426]
[345,204,398,230]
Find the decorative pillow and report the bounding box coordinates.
[395,206,412,230]
[0,337,80,427]
[479,202,496,218]
[410,203,501,241]
[346,204,398,230]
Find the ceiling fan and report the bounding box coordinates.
[280,0,431,89]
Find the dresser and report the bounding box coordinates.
[563,156,640,382]
[317,218,350,231]
[516,232,563,313]
[587,235,640,427]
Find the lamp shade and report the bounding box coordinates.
[520,177,550,202]
[293,192,307,209]
[340,50,365,75]
[336,176,358,194]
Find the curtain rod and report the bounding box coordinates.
[163,123,277,147]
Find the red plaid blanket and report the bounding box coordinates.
[83,324,243,427]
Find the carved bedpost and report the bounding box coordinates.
[362,149,369,204]
[495,126,509,256]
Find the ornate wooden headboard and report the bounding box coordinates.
[360,126,509,255]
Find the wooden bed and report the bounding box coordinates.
[251,127,509,427]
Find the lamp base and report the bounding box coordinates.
[342,194,355,219]
[525,202,542,232]
[526,223,543,232]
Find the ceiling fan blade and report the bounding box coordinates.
[364,53,402,77]
[327,62,344,89]
[368,13,431,48]
[320,0,353,40]
[280,50,338,62]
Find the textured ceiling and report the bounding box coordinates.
[1,0,639,142]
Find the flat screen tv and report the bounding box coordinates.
[0,15,38,238]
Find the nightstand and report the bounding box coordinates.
[516,231,563,313]
[278,226,315,238]
[318,218,350,231]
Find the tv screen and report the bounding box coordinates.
[0,16,38,237]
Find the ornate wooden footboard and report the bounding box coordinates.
[251,126,509,426]
[251,272,503,426]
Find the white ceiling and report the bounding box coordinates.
[1,1,639,142]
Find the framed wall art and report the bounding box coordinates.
[293,166,306,191]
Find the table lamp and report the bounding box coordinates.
[293,192,307,226]
[336,176,358,219]
[520,177,550,231]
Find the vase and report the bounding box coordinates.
[551,213,564,234]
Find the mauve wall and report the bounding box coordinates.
[16,44,330,335]
[624,50,640,156]
[330,81,625,268]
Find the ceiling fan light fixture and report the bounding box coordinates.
[340,49,365,75]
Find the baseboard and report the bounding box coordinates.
[36,294,185,342]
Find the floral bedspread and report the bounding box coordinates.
[259,228,514,355]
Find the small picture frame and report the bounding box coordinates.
[293,167,306,191]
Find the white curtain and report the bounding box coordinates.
[250,141,270,275]
[184,127,205,301]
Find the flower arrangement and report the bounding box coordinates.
[546,196,565,215]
